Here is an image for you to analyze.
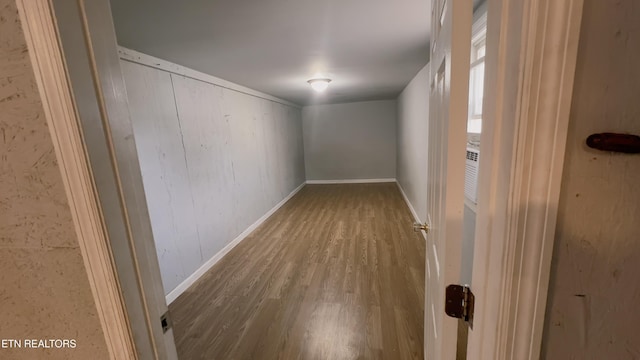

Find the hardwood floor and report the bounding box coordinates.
[170,183,426,359]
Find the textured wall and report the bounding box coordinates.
[303,100,397,181]
[396,64,429,222]
[121,60,305,295]
[542,0,640,358]
[0,1,108,359]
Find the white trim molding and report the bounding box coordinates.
[468,0,584,359]
[305,178,397,185]
[166,182,306,304]
[118,47,301,109]
[16,1,136,358]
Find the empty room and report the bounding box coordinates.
[3,0,640,359]
[107,0,435,358]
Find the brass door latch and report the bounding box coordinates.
[413,222,430,234]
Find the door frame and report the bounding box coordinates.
[17,0,584,358]
[15,0,137,358]
[16,0,177,359]
[468,0,583,359]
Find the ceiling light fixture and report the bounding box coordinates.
[307,78,331,93]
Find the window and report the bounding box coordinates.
[467,18,487,134]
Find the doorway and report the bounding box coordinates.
[18,0,584,358]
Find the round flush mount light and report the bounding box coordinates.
[307,78,331,92]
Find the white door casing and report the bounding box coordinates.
[467,0,584,359]
[32,0,181,358]
[15,0,136,357]
[425,1,472,359]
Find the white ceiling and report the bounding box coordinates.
[109,0,432,106]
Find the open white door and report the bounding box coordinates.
[424,0,472,359]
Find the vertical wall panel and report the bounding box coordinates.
[273,103,288,195]
[122,61,304,296]
[257,99,277,209]
[169,75,235,263]
[222,88,266,233]
[288,105,306,190]
[121,62,201,292]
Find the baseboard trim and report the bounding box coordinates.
[165,181,306,304]
[396,182,427,240]
[306,178,397,184]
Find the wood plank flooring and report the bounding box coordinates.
[170,183,426,359]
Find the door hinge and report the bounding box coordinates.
[445,284,474,328]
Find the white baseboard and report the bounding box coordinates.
[396,182,427,240]
[165,181,306,304]
[306,178,397,184]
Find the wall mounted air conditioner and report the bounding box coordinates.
[464,147,480,204]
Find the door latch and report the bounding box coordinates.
[413,222,430,234]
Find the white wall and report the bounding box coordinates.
[302,100,397,181]
[542,0,640,357]
[120,59,305,298]
[396,64,429,222]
